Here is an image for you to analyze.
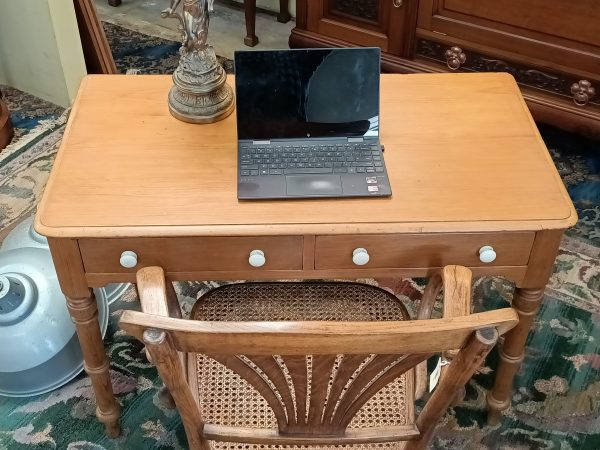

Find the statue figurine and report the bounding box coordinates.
[160,0,234,124]
[162,0,214,54]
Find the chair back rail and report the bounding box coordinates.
[120,308,518,355]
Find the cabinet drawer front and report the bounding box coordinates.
[79,236,304,273]
[315,233,535,269]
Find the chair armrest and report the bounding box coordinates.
[414,265,472,399]
[441,265,472,320]
[136,266,186,378]
[136,266,183,319]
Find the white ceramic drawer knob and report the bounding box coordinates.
[352,248,370,266]
[479,246,497,263]
[119,251,138,269]
[248,250,266,268]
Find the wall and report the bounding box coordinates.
[0,0,87,107]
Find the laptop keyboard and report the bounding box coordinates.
[239,143,385,176]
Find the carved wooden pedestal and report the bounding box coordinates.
[0,93,14,150]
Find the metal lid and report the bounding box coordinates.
[0,248,74,371]
[1,215,129,305]
[0,216,47,251]
[0,273,37,326]
[0,247,108,396]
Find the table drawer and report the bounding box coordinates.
[315,233,535,269]
[79,236,304,273]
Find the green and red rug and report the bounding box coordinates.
[0,23,598,450]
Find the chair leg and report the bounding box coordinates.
[278,0,291,23]
[407,328,498,450]
[244,0,259,47]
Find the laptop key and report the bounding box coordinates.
[241,165,258,170]
[269,168,283,175]
[284,168,333,174]
[334,167,347,173]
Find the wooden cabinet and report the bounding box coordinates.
[290,0,600,137]
[301,0,416,56]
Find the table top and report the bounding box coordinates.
[36,73,576,238]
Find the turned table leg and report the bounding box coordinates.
[486,287,543,424]
[48,239,122,437]
[486,229,563,424]
[244,0,259,47]
[67,292,122,436]
[278,0,291,23]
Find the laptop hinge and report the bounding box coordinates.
[347,137,364,143]
[253,140,271,145]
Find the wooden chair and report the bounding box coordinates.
[120,265,518,449]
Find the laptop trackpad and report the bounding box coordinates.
[286,175,343,196]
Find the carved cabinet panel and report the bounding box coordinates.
[303,0,415,57]
[291,0,600,135]
[416,0,600,110]
[417,0,600,76]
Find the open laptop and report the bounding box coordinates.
[235,47,392,200]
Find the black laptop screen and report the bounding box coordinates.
[234,48,380,140]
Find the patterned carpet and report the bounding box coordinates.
[0,22,599,450]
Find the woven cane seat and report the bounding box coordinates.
[189,282,414,450]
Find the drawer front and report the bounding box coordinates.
[79,236,304,273]
[315,233,535,269]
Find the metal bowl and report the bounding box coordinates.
[1,215,129,305]
[0,248,108,397]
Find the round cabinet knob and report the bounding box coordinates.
[119,251,138,269]
[479,246,497,264]
[352,248,370,266]
[248,250,266,268]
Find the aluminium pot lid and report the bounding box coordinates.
[0,248,108,397]
[1,216,129,305]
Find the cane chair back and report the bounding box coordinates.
[120,266,518,450]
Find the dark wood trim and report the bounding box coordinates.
[74,0,117,74]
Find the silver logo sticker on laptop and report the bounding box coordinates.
[366,177,378,184]
[368,185,379,192]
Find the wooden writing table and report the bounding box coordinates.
[35,73,576,436]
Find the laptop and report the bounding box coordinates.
[234,47,392,200]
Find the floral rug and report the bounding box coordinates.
[0,23,599,450]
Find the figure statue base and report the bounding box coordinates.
[168,46,234,124]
